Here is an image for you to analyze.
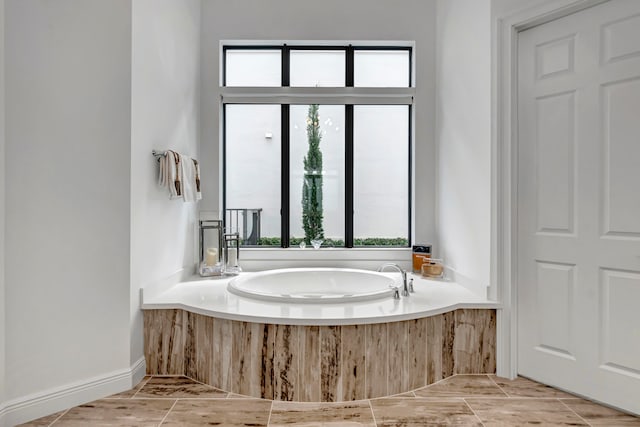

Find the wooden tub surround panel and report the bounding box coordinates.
[143,308,497,402]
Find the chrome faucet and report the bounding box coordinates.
[378,263,410,297]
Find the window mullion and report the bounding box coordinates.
[281,46,290,248]
[281,104,290,248]
[345,105,354,248]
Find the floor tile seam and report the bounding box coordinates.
[131,375,154,399]
[47,408,70,426]
[267,400,274,426]
[181,374,229,395]
[157,399,179,427]
[131,396,206,400]
[462,398,487,427]
[486,373,512,398]
[367,399,378,427]
[557,398,594,427]
[463,396,580,401]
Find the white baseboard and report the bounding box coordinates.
[0,357,146,427]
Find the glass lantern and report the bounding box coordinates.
[198,219,224,277]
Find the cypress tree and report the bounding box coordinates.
[302,104,324,244]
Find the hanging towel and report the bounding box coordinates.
[157,150,181,199]
[180,154,202,202]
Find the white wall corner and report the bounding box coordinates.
[0,357,146,427]
[0,0,6,410]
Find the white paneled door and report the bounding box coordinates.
[517,0,640,415]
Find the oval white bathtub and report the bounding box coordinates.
[227,268,397,303]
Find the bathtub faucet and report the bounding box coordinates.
[377,263,409,297]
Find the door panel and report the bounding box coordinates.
[517,0,640,415]
[602,78,640,237]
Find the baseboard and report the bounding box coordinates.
[0,356,146,427]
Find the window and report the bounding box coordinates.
[223,44,412,248]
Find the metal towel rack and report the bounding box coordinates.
[152,150,167,161]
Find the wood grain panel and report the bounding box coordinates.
[365,323,388,398]
[320,326,342,402]
[454,309,497,374]
[274,324,299,401]
[341,325,365,401]
[144,308,497,401]
[407,317,428,390]
[299,326,321,401]
[212,317,233,390]
[387,321,408,395]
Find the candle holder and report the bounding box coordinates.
[198,219,225,277]
[223,231,242,275]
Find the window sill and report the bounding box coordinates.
[237,247,412,271]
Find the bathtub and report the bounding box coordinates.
[227,267,396,303]
[142,268,499,402]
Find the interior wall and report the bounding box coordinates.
[0,0,6,408]
[4,0,132,401]
[200,0,437,245]
[130,0,201,367]
[436,0,491,296]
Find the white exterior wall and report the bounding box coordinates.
[226,100,409,240]
[436,0,491,296]
[3,0,132,421]
[130,0,201,367]
[200,0,437,245]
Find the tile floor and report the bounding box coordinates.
[19,374,640,426]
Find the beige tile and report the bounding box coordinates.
[562,398,640,426]
[211,316,233,391]
[299,325,321,402]
[227,392,256,399]
[320,325,341,402]
[52,398,174,426]
[415,374,507,398]
[491,375,577,398]
[387,321,408,396]
[134,376,227,398]
[185,312,213,385]
[370,391,416,401]
[365,323,387,398]
[453,309,496,374]
[16,410,67,426]
[426,312,455,384]
[232,322,276,399]
[370,397,482,426]
[407,317,428,390]
[466,398,588,426]
[160,399,271,426]
[274,324,300,401]
[144,309,187,376]
[341,324,366,401]
[108,376,151,398]
[270,401,375,426]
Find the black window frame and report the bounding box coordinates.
[222,44,413,249]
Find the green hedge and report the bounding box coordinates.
[255,237,408,247]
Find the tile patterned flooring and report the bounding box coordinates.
[19,374,640,426]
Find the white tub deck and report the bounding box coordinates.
[142,271,499,325]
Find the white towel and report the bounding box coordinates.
[160,150,181,199]
[180,154,202,202]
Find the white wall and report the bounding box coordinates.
[200,0,437,245]
[492,0,548,18]
[130,0,201,367]
[0,0,6,408]
[4,0,132,406]
[436,0,491,296]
